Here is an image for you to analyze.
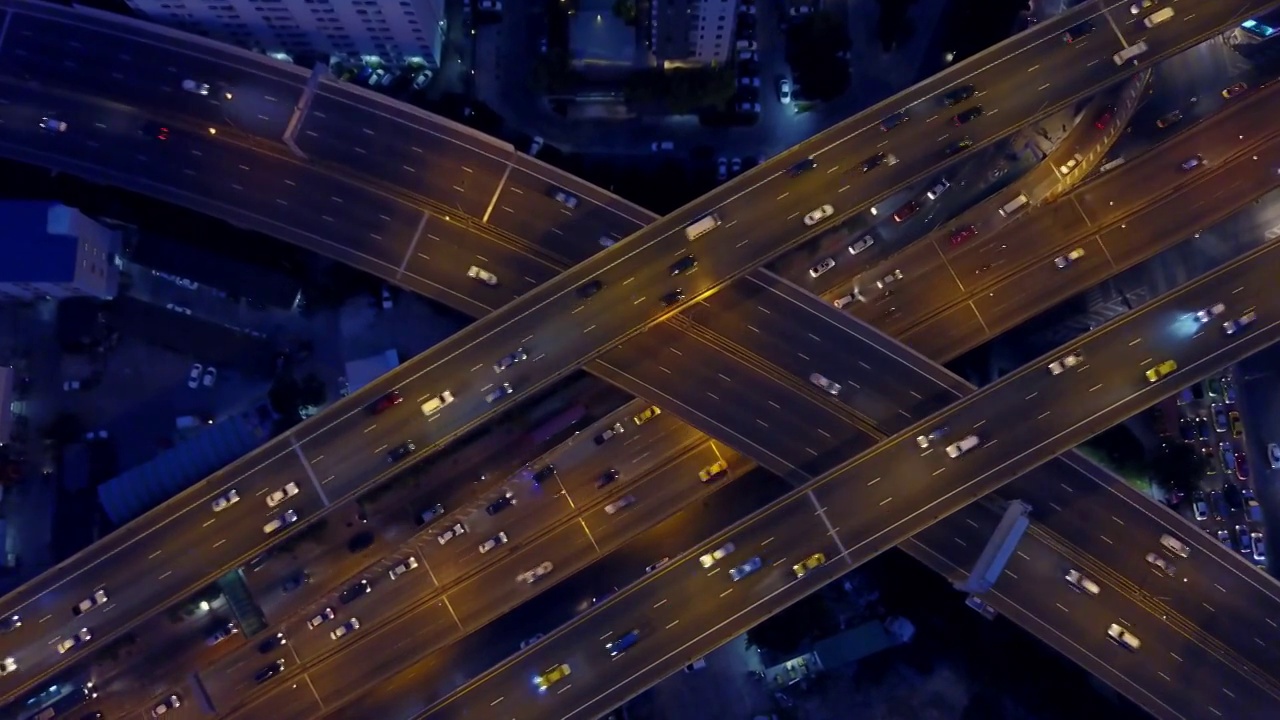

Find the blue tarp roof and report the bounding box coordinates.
[97,416,269,525]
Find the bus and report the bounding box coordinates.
[17,682,97,720]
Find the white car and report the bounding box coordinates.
[1160,533,1190,557]
[211,489,240,512]
[1054,248,1086,268]
[479,531,510,554]
[306,608,336,629]
[699,541,735,568]
[437,522,466,545]
[804,204,834,227]
[604,495,636,515]
[182,79,210,95]
[848,236,874,255]
[809,373,840,395]
[808,257,835,278]
[39,117,68,133]
[875,269,904,289]
[0,657,16,676]
[1106,623,1140,651]
[1195,303,1226,323]
[330,618,360,640]
[925,179,951,200]
[187,363,203,389]
[833,294,856,310]
[517,561,554,584]
[73,588,109,616]
[389,557,419,579]
[151,694,181,716]
[1065,569,1100,595]
[945,435,981,458]
[202,366,217,388]
[1129,0,1155,13]
[552,190,579,209]
[467,266,499,286]
[266,482,300,508]
[1047,352,1083,375]
[778,78,792,104]
[57,627,92,654]
[262,509,298,534]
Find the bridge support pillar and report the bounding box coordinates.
[283,62,328,160]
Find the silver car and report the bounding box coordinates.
[809,373,840,395]
[266,481,300,508]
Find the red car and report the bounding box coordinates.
[1094,105,1115,129]
[892,201,919,223]
[370,391,403,414]
[949,224,978,246]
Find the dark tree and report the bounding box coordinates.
[1085,424,1146,475]
[1150,442,1204,498]
[745,593,837,657]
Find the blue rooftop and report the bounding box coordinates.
[0,201,78,283]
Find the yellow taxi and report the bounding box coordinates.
[1144,359,1177,383]
[534,662,571,692]
[633,405,662,426]
[698,460,729,483]
[791,553,826,579]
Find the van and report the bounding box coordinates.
[1143,8,1174,27]
[684,213,721,240]
[1112,40,1149,65]
[420,390,455,416]
[945,435,981,458]
[998,193,1029,218]
[1159,533,1190,558]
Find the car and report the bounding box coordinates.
[607,629,641,656]
[808,257,836,278]
[809,372,840,395]
[660,290,686,307]
[1054,248,1086,268]
[596,468,620,489]
[1223,311,1256,334]
[941,84,976,106]
[1129,0,1155,13]
[737,101,762,113]
[437,522,467,545]
[467,265,499,286]
[483,486,514,515]
[280,571,309,594]
[1236,452,1250,481]
[520,633,546,649]
[1217,528,1232,546]
[1106,623,1140,651]
[493,348,528,373]
[1177,418,1196,443]
[1222,82,1248,99]
[329,618,360,640]
[0,615,20,635]
[778,78,792,103]
[1156,110,1183,128]
[1209,403,1229,433]
[595,421,626,445]
[834,294,856,309]
[859,152,898,173]
[211,488,240,512]
[737,49,758,62]
[187,363,202,389]
[266,481,300,508]
[1195,303,1226,323]
[876,269,905,289]
[1094,104,1116,129]
[388,557,419,580]
[182,79,210,95]
[151,695,181,716]
[645,557,672,574]
[915,426,948,448]
[1195,415,1212,440]
[370,391,403,414]
[788,158,818,176]
[1234,525,1254,555]
[949,225,978,246]
[792,552,826,579]
[848,236,874,256]
[387,440,418,463]
[413,70,433,90]
[731,156,744,174]
[651,139,676,151]
[669,255,699,277]
[1160,533,1191,557]
[551,189,579,209]
[262,509,298,535]
[1047,352,1083,375]
[338,579,371,605]
[1269,443,1280,469]
[1180,154,1203,171]
[1062,21,1095,43]
[206,621,239,646]
[528,136,545,156]
[892,201,919,222]
[699,541,736,567]
[252,632,285,656]
[534,663,572,691]
[926,178,950,200]
[1192,494,1210,520]
[880,111,909,131]
[0,657,15,677]
[485,383,514,403]
[1252,533,1266,564]
[416,503,445,526]
[633,405,661,425]
[73,588,109,616]
[1144,359,1177,383]
[40,116,70,133]
[140,121,171,140]
[605,495,636,514]
[57,627,92,654]
[577,279,604,299]
[945,137,974,156]
[479,532,510,554]
[166,303,192,316]
[1064,569,1100,595]
[729,556,764,581]
[1220,442,1238,473]
[529,465,557,485]
[255,659,285,683]
[1145,552,1175,575]
[804,204,835,227]
[716,157,729,181]
[517,561,554,584]
[699,460,729,482]
[952,106,984,125]
[945,435,981,458]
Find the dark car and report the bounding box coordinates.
[1195,417,1212,440]
[140,120,171,140]
[257,631,287,653]
[369,391,403,414]
[787,157,817,176]
[596,468,620,489]
[0,615,19,634]
[879,111,909,131]
[339,579,372,605]
[255,659,285,684]
[531,465,556,485]
[1094,104,1116,129]
[347,531,374,554]
[1177,418,1196,443]
[281,571,310,594]
[945,137,974,156]
[941,84,976,106]
[669,255,698,276]
[952,106,984,125]
[387,441,416,463]
[415,503,444,526]
[1062,21,1095,43]
[660,290,686,307]
[486,490,517,516]
[577,280,603,299]
[859,152,895,173]
[891,200,920,223]
[606,628,641,656]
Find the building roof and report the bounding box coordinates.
[651,0,694,61]
[0,201,79,283]
[128,236,301,310]
[812,620,904,670]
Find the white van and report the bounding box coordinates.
[684,213,721,240]
[945,435,981,458]
[1143,8,1174,27]
[998,193,1029,217]
[420,390,455,416]
[1112,40,1149,65]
